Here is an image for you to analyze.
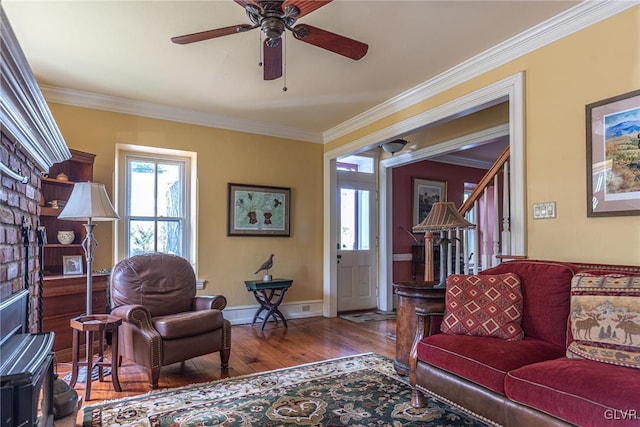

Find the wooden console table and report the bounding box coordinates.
[392,281,445,376]
[245,278,293,331]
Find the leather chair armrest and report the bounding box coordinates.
[193,295,227,311]
[111,304,155,331]
[111,304,162,374]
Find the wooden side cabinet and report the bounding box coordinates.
[39,148,95,275]
[392,281,445,376]
[42,274,108,361]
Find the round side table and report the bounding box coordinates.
[392,281,446,376]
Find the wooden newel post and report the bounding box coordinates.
[424,231,434,281]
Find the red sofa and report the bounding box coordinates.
[409,259,640,427]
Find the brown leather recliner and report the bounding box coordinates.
[110,253,231,389]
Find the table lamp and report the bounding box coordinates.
[413,202,474,288]
[58,182,119,315]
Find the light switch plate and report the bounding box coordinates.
[533,202,556,219]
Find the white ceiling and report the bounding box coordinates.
[3,0,581,143]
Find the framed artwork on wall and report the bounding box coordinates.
[412,178,447,226]
[586,89,640,217]
[228,183,291,236]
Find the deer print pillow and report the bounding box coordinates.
[567,273,640,369]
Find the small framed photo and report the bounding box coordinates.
[586,89,640,217]
[62,255,83,275]
[413,178,447,225]
[228,183,291,236]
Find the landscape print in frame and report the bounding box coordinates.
[413,178,447,225]
[587,89,640,217]
[228,183,291,236]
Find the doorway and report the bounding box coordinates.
[336,156,378,312]
[323,72,525,317]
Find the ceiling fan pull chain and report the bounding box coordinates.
[258,31,263,68]
[282,32,288,92]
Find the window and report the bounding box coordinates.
[336,155,374,173]
[339,188,371,250]
[116,146,196,265]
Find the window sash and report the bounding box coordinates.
[117,149,192,263]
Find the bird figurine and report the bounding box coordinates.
[254,254,275,281]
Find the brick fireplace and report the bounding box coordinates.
[1,131,43,331]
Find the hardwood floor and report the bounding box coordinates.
[57,316,397,421]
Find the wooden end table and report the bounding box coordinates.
[245,278,293,331]
[392,281,446,376]
[69,314,122,401]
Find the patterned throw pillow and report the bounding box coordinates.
[567,273,640,369]
[441,273,524,340]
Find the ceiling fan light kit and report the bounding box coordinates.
[171,0,368,83]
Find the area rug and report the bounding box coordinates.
[339,310,396,323]
[83,353,490,426]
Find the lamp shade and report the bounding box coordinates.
[58,182,119,221]
[413,202,474,232]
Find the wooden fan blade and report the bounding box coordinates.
[263,39,283,80]
[283,0,332,18]
[171,24,254,44]
[293,24,368,60]
[233,0,261,9]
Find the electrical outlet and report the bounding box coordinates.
[532,202,556,219]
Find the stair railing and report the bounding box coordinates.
[452,146,511,273]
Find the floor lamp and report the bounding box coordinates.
[58,182,119,316]
[412,202,474,288]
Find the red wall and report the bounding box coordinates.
[391,160,487,282]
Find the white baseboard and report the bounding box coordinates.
[224,299,324,325]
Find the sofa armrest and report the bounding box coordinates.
[409,301,445,407]
[417,302,445,336]
[193,295,227,311]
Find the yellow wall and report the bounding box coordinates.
[328,6,640,265]
[48,104,324,306]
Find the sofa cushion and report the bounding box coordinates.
[153,309,224,339]
[441,273,524,340]
[505,357,640,427]
[480,260,579,347]
[567,273,640,369]
[416,333,565,394]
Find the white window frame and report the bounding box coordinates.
[115,144,197,271]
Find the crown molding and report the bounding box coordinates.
[322,0,638,143]
[40,85,323,144]
[430,154,495,170]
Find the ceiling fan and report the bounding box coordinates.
[171,0,368,81]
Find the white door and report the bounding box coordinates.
[337,179,377,312]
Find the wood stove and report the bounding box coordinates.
[0,291,55,427]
